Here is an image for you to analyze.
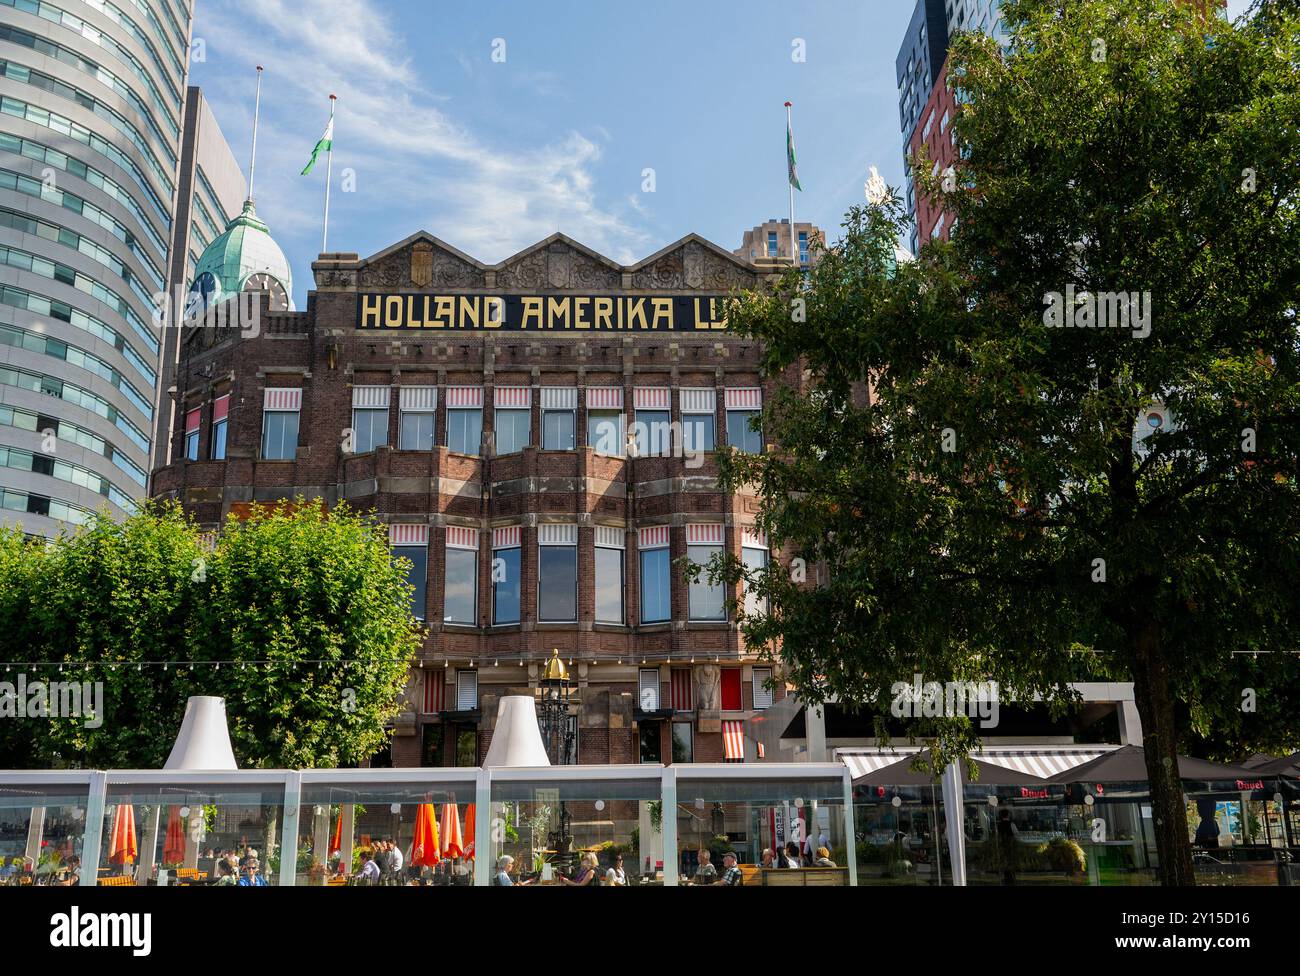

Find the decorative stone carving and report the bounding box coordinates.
[411,241,434,287]
[703,251,758,290]
[631,250,685,289]
[684,241,705,289]
[547,248,571,289]
[695,665,720,712]
[497,249,546,289]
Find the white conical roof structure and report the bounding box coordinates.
[482,696,551,768]
[163,696,238,770]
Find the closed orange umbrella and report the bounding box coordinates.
[440,803,463,860]
[409,803,440,868]
[162,806,185,866]
[463,804,475,860]
[330,811,343,858]
[109,804,137,865]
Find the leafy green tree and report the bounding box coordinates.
[715,0,1300,885]
[0,499,418,769]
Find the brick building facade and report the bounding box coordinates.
[151,229,809,769]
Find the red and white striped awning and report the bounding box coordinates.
[725,387,762,411]
[494,386,531,409]
[263,387,301,411]
[352,385,390,408]
[722,720,745,761]
[594,525,624,549]
[587,386,623,409]
[491,525,520,549]
[540,387,577,410]
[446,526,480,550]
[399,386,437,412]
[634,386,670,411]
[686,523,724,546]
[445,386,483,409]
[741,527,767,550]
[680,387,716,414]
[638,525,670,549]
[389,523,429,547]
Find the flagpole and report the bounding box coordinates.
[322,94,336,254]
[785,101,796,265]
[247,66,262,203]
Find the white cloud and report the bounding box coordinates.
[193,0,650,269]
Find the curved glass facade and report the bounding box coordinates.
[0,0,191,536]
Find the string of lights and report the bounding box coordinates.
[0,652,745,670]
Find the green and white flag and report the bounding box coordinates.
[301,116,333,175]
[786,113,802,192]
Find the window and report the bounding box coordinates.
[799,231,809,264]
[922,108,936,139]
[183,406,199,461]
[767,230,778,256]
[495,409,530,454]
[492,527,521,625]
[540,387,576,451]
[721,668,742,711]
[932,213,946,239]
[538,524,577,622]
[725,388,763,454]
[639,723,662,764]
[586,387,623,455]
[422,669,445,713]
[351,386,389,453]
[588,409,622,455]
[261,388,300,460]
[753,667,774,709]
[420,723,444,766]
[687,524,725,622]
[210,395,228,460]
[444,527,479,625]
[595,527,624,624]
[634,410,670,456]
[389,524,429,622]
[455,726,477,766]
[493,386,530,455]
[446,387,483,455]
[399,386,436,451]
[638,669,660,711]
[742,533,769,618]
[638,527,671,624]
[456,670,478,711]
[671,723,693,763]
[680,388,716,454]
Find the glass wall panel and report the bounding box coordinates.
[674,773,848,886]
[297,778,477,887]
[102,780,285,887]
[0,780,89,886]
[852,783,950,886]
[488,773,661,886]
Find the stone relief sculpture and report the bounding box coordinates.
[696,664,721,712]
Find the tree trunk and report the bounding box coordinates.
[1129,616,1197,886]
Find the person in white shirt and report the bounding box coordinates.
[356,850,381,884]
[388,841,404,874]
[604,853,627,886]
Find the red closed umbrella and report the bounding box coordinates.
[463,804,475,860]
[409,803,440,868]
[440,803,464,860]
[162,806,185,866]
[109,804,137,866]
[330,811,343,858]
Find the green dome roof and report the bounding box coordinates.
[188,199,294,310]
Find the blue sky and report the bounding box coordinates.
[190,0,1255,309]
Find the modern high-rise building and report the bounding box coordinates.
[154,85,245,474]
[896,0,1005,253]
[0,0,238,536]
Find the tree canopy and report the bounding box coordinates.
[0,500,419,769]
[716,0,1300,884]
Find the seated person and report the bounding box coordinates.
[813,847,836,867]
[693,849,717,884]
[561,852,599,886]
[713,852,743,886]
[355,850,381,884]
[494,855,534,886]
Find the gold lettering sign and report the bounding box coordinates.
[355,294,730,332]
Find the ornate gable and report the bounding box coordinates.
[357,233,486,290]
[495,235,622,290]
[630,236,758,291]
